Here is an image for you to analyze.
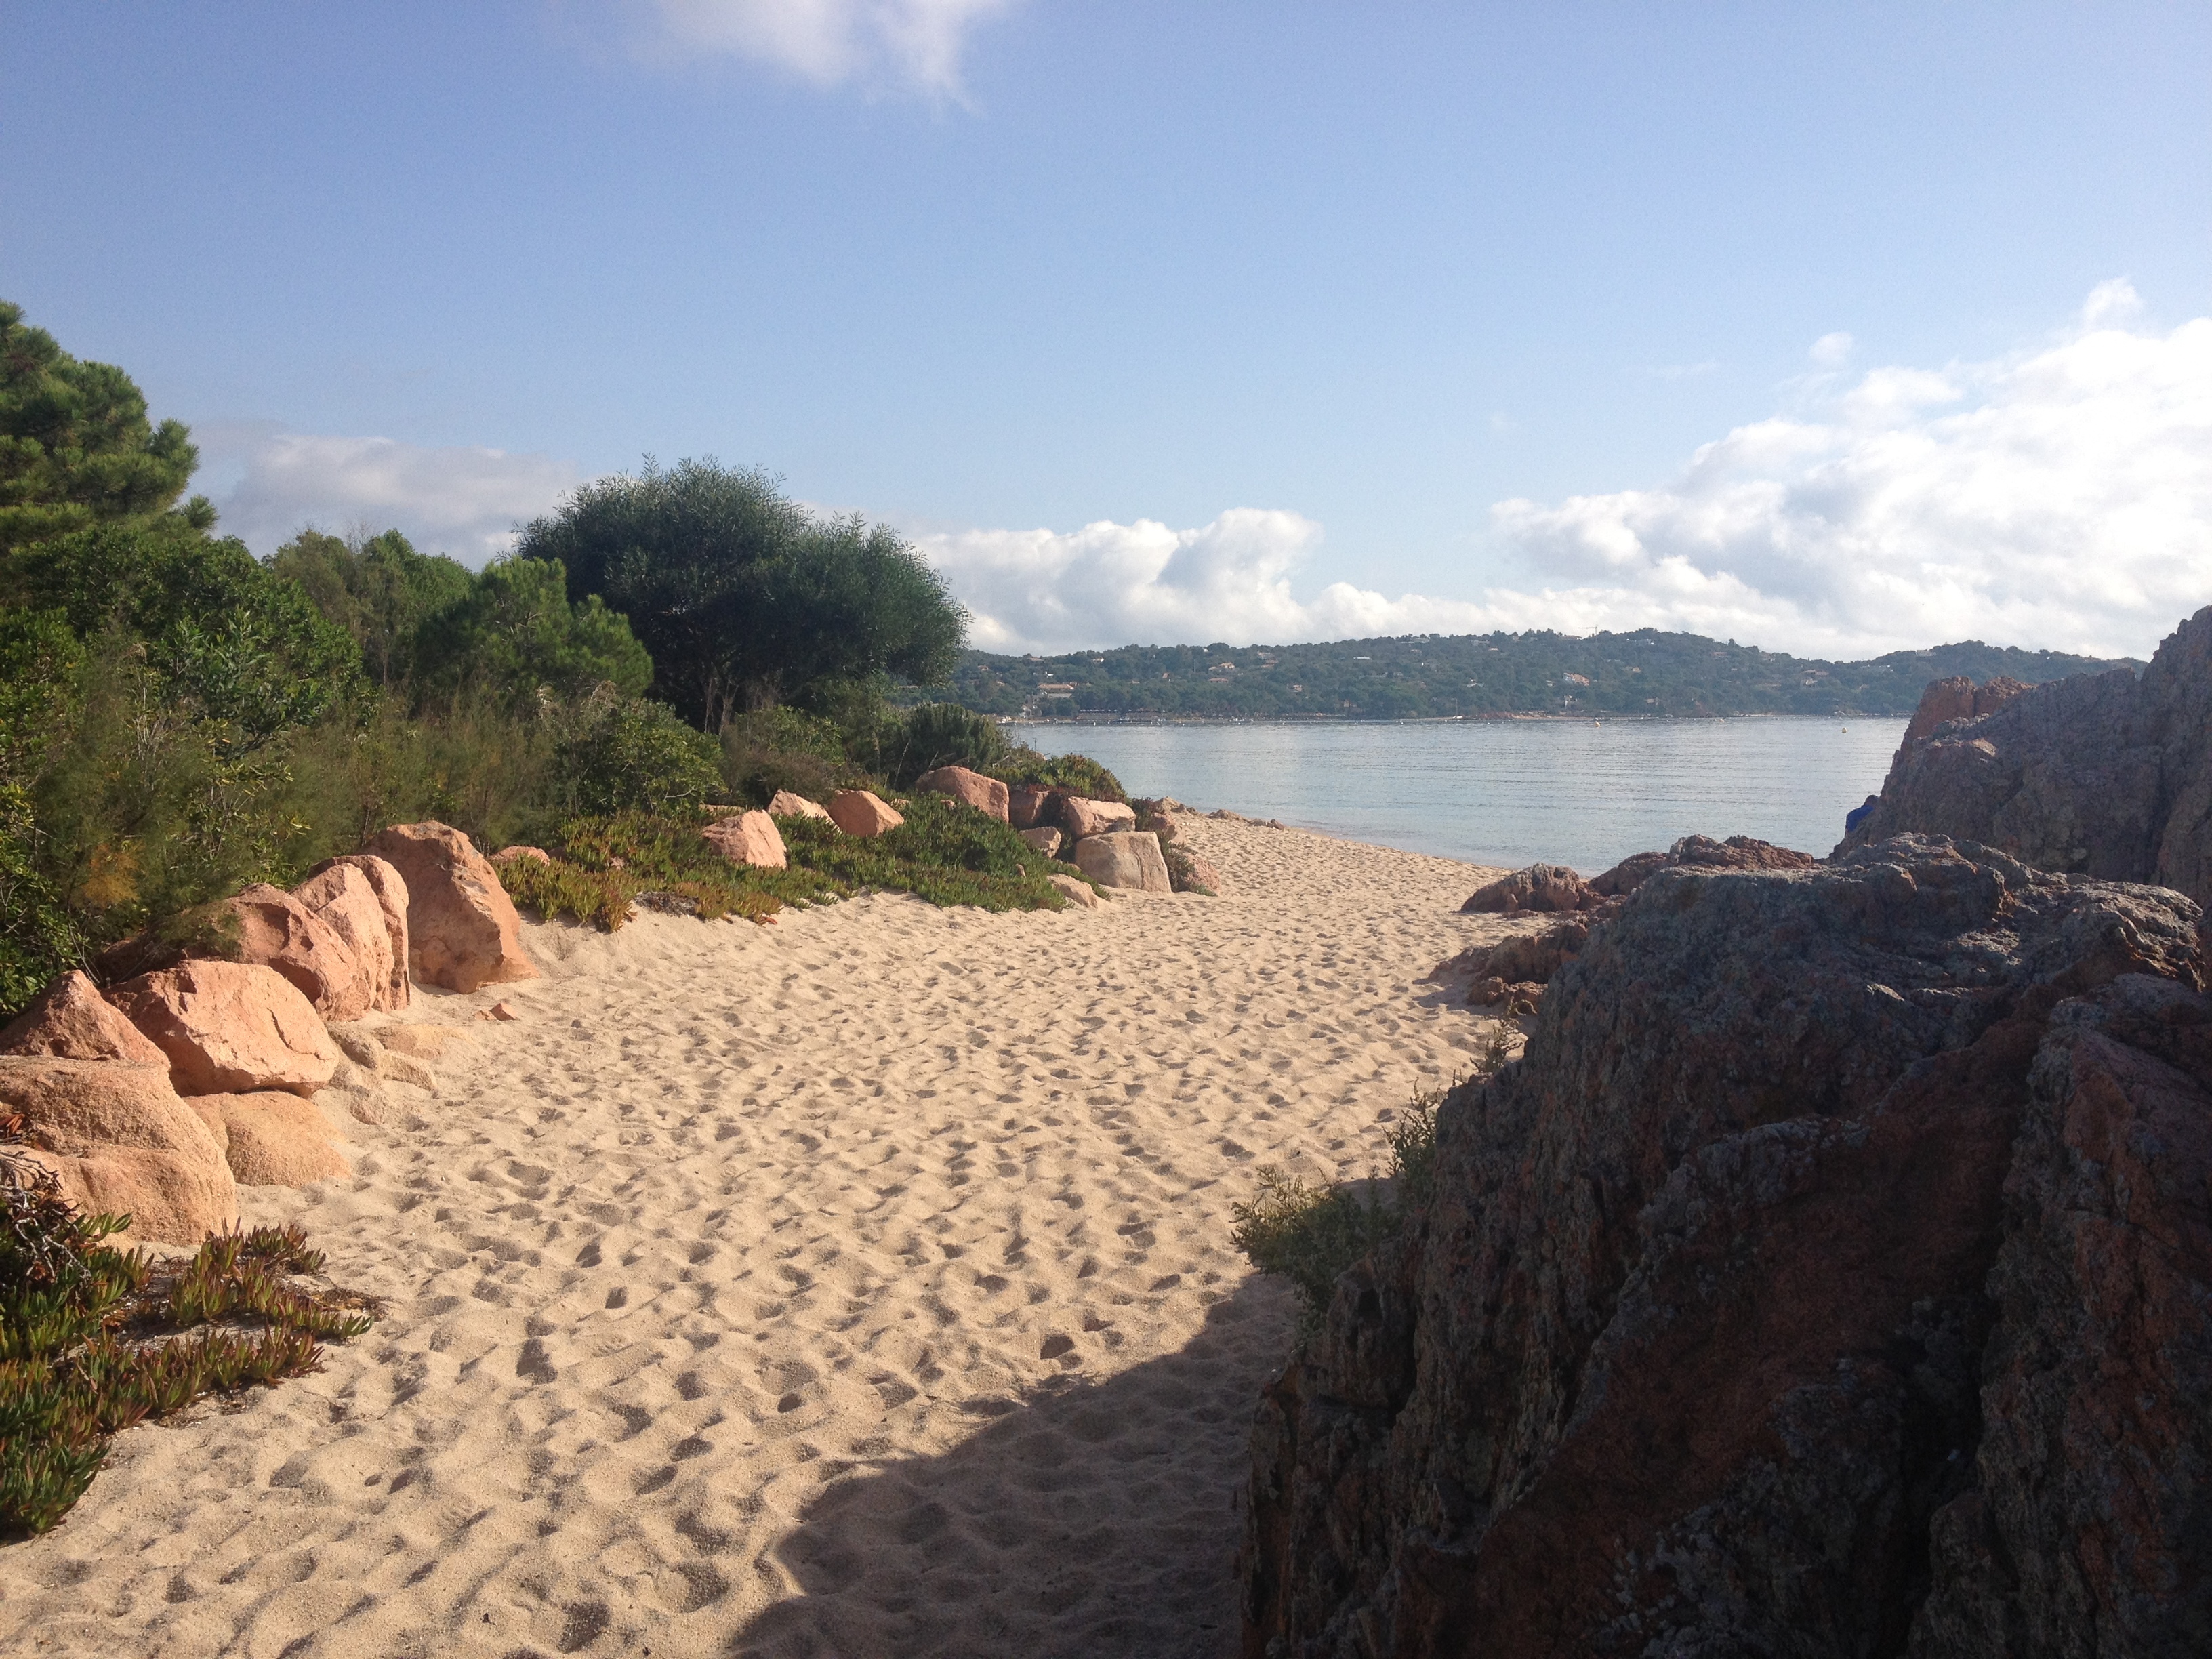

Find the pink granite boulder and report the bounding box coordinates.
[108,960,340,1099]
[827,790,905,838]
[0,970,169,1065]
[914,766,1012,823]
[362,821,539,993]
[703,810,788,870]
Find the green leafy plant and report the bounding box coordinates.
[0,1124,375,1538]
[990,745,1128,803]
[1232,1050,1512,1330]
[884,702,1008,787]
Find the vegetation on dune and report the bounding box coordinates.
[924,632,2138,722]
[0,299,1132,1017]
[499,794,1089,933]
[1233,1029,1512,1328]
[0,1121,377,1538]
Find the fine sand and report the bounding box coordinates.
[0,817,1523,1659]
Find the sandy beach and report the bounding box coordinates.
[0,817,1517,1659]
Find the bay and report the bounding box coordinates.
[1024,717,1907,874]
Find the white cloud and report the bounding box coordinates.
[1489,289,2212,660]
[195,424,581,566]
[1808,331,1854,367]
[917,509,1508,653]
[641,0,1019,96]
[920,287,2212,661]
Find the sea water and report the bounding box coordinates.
[1023,717,1908,874]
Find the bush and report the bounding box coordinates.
[991,744,1127,803]
[885,702,1008,788]
[0,1124,375,1538]
[549,689,723,817]
[1231,1077,1465,1330]
[720,705,861,807]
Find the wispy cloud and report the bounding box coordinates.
[196,424,580,566]
[640,0,1021,97]
[922,284,2212,660]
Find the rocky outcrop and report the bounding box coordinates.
[362,821,538,993]
[1908,972,2212,1655]
[703,809,788,869]
[0,970,169,1065]
[1072,830,1172,893]
[1460,863,1591,914]
[186,1090,351,1187]
[915,765,1012,823]
[109,960,340,1098]
[1837,609,2212,907]
[768,790,833,821]
[1902,674,2032,745]
[0,1055,240,1244]
[304,854,411,1011]
[1242,836,2211,1656]
[827,790,905,838]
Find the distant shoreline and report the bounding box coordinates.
[1003,710,1905,728]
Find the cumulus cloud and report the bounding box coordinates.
[195,424,581,566]
[925,286,2211,661]
[1489,284,2212,660]
[917,509,1505,653]
[641,0,1020,96]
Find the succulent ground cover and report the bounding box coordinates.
[0,1120,377,1538]
[497,795,1094,932]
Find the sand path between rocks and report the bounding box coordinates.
[0,819,1519,1659]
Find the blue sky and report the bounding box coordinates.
[4,1,2208,657]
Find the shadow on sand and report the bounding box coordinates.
[729,1279,1293,1659]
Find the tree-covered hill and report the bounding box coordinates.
[922,629,2139,721]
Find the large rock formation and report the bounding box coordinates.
[186,1090,351,1187]
[291,858,404,1016]
[362,821,538,993]
[1838,608,2212,908]
[1241,836,2212,1656]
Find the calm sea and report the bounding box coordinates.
[1024,717,1908,874]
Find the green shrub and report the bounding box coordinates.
[991,744,1128,803]
[550,690,723,816]
[885,702,1009,787]
[0,1126,375,1538]
[720,705,862,807]
[1230,1083,1452,1329]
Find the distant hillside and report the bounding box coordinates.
[913,629,2137,721]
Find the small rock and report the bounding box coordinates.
[1048,873,1103,909]
[1461,863,1592,915]
[703,809,788,869]
[827,790,905,837]
[489,844,552,865]
[1020,826,1063,858]
[766,790,832,821]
